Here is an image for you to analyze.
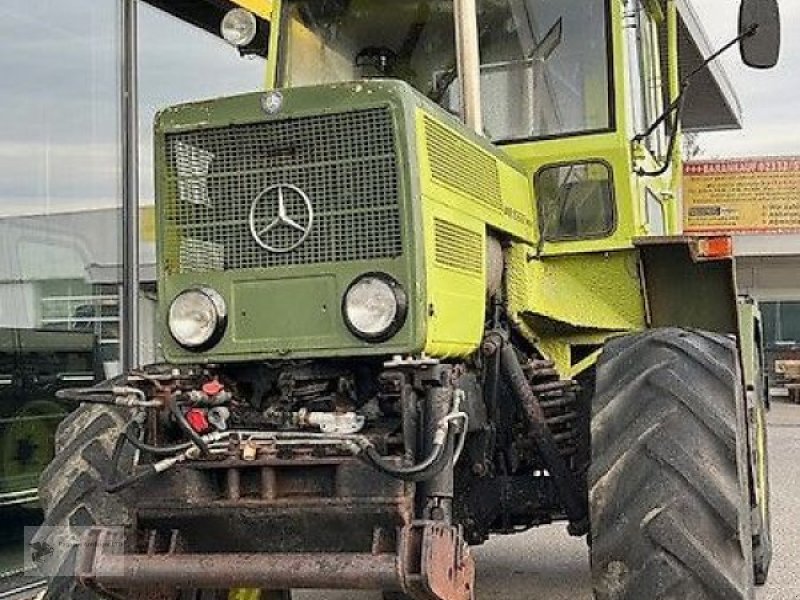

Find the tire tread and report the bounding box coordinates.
[590,328,754,600]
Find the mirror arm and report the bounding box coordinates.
[634,85,686,146]
[634,24,757,177]
[636,93,686,177]
[685,24,757,82]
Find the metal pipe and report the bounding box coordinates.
[667,0,683,213]
[120,0,140,371]
[453,0,483,133]
[87,552,401,590]
[419,386,455,515]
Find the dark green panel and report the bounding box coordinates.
[233,276,337,343]
[637,238,739,335]
[154,82,427,363]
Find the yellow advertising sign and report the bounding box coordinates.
[683,157,800,234]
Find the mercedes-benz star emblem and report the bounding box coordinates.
[261,91,283,114]
[249,183,314,253]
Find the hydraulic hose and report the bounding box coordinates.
[56,386,161,408]
[123,420,193,456]
[361,427,451,482]
[106,456,185,493]
[499,341,589,536]
[106,418,194,493]
[106,464,160,494]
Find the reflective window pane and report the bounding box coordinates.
[536,162,615,240]
[0,0,121,566]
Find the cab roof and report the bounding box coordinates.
[145,0,741,132]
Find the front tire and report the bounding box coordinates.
[33,403,132,600]
[34,405,290,600]
[589,329,755,600]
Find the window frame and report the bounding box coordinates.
[534,158,618,242]
[626,0,667,157]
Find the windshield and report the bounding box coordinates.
[278,0,612,143]
[279,0,456,95]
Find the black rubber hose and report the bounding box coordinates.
[499,342,589,535]
[361,435,449,482]
[124,420,193,456]
[106,464,160,494]
[168,395,210,456]
[105,424,132,492]
[106,419,193,493]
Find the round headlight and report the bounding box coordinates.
[221,9,258,47]
[343,274,407,342]
[168,288,227,350]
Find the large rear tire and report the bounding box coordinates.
[589,329,755,600]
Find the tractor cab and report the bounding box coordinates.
[277,0,609,146]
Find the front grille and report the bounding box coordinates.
[162,107,403,273]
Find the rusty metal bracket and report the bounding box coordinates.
[399,522,475,600]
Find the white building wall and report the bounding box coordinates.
[734,235,800,302]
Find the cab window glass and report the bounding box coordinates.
[471,0,613,142]
[278,0,613,145]
[536,162,615,240]
[279,0,457,95]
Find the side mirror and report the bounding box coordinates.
[739,0,781,69]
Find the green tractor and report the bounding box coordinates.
[34,0,779,598]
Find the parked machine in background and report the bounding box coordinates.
[0,329,100,508]
[33,0,780,598]
[759,301,800,401]
[774,352,800,403]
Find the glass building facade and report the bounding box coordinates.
[0,0,262,579]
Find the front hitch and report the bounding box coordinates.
[76,523,474,600]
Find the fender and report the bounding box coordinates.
[636,236,740,336]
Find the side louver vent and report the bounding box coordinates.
[434,219,483,275]
[424,116,502,210]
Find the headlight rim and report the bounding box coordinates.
[168,287,228,352]
[220,8,258,48]
[342,273,408,343]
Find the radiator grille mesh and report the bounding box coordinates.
[162,108,402,273]
[424,116,502,210]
